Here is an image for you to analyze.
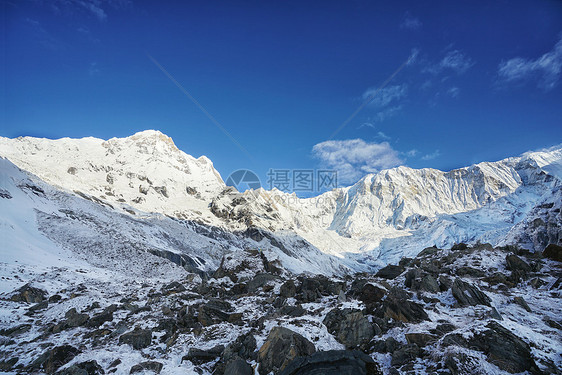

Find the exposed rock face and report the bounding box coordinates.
[29,345,81,374]
[468,321,541,374]
[10,284,47,303]
[258,327,315,375]
[183,345,224,365]
[55,360,104,375]
[323,308,374,349]
[451,278,491,306]
[224,358,253,375]
[279,350,381,375]
[119,328,152,349]
[380,288,429,323]
[129,361,163,374]
[375,265,404,279]
[543,243,562,262]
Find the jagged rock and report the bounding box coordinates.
[278,305,306,317]
[0,358,18,371]
[543,243,562,262]
[430,323,456,337]
[119,328,152,349]
[162,281,186,294]
[30,345,81,374]
[444,351,482,375]
[506,254,531,274]
[183,345,224,364]
[323,308,374,349]
[376,265,404,279]
[358,283,386,305]
[257,326,315,375]
[468,321,540,374]
[405,333,437,346]
[129,361,163,374]
[371,337,400,353]
[65,308,89,327]
[296,276,341,302]
[0,323,31,337]
[86,305,116,328]
[224,358,253,375]
[279,280,296,298]
[404,268,421,289]
[456,266,486,278]
[247,273,277,292]
[279,350,381,375]
[198,299,236,326]
[380,288,429,323]
[451,278,491,307]
[391,344,420,367]
[419,274,440,293]
[10,283,47,303]
[56,360,104,375]
[222,332,257,362]
[451,243,468,250]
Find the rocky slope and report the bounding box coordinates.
[1,242,561,374]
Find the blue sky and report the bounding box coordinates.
[2,0,562,193]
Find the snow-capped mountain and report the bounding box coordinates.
[1,130,561,273]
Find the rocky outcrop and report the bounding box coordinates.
[119,328,152,349]
[451,278,491,307]
[258,327,315,375]
[323,308,374,349]
[279,350,381,375]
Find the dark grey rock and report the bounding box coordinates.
[56,360,104,375]
[468,321,540,374]
[323,308,374,349]
[224,358,253,375]
[391,344,420,367]
[279,350,381,375]
[543,243,562,262]
[279,280,296,298]
[405,333,437,346]
[506,254,531,274]
[451,278,491,307]
[65,308,89,327]
[119,328,152,349]
[376,265,404,279]
[129,361,163,374]
[257,326,315,375]
[183,345,224,365]
[29,345,81,374]
[419,274,440,293]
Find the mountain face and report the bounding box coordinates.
[1,130,561,274]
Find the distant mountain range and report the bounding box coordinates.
[1,130,560,275]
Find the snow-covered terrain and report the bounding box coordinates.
[0,131,561,375]
[1,131,560,272]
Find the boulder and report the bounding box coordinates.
[65,308,89,327]
[224,358,253,375]
[55,360,104,375]
[381,288,429,323]
[513,296,532,312]
[10,284,47,303]
[358,283,386,305]
[323,308,374,349]
[279,280,296,298]
[506,254,531,274]
[258,326,315,375]
[279,350,381,375]
[405,333,437,346]
[30,345,81,374]
[419,274,440,293]
[183,345,224,365]
[119,328,152,349]
[86,305,116,328]
[543,243,562,262]
[391,344,420,367]
[222,332,257,362]
[451,278,491,307]
[376,265,404,279]
[129,361,163,374]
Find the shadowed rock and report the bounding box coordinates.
[279,350,381,375]
[258,326,315,375]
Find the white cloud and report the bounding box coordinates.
[374,105,403,122]
[497,37,562,91]
[312,139,403,184]
[376,131,390,140]
[447,87,460,98]
[400,13,422,31]
[363,84,407,108]
[439,50,474,74]
[405,149,419,157]
[422,150,441,160]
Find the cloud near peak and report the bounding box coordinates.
[312,139,404,184]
